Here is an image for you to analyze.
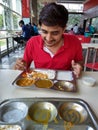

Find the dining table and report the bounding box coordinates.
[82,43,98,49]
[0,69,98,119]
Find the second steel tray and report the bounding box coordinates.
[0,98,98,130]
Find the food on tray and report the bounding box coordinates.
[13,69,77,92]
[35,70,56,79]
[62,109,81,124]
[22,71,48,79]
[28,102,57,123]
[28,71,48,79]
[22,70,33,77]
[54,81,74,92]
[21,69,55,80]
[16,78,35,87]
[0,98,97,130]
[58,102,88,124]
[35,79,53,88]
[0,125,21,130]
[64,121,74,130]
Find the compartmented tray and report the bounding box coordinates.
[12,69,77,92]
[0,98,98,130]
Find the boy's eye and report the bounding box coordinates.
[40,30,59,35]
[52,31,59,35]
[40,30,48,34]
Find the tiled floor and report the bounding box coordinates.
[0,48,24,69]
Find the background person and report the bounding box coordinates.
[32,22,39,36]
[13,2,83,78]
[78,24,84,35]
[73,23,79,35]
[87,23,95,34]
[27,23,35,37]
[13,20,31,43]
[68,28,74,35]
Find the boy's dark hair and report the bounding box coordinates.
[19,20,24,25]
[39,2,68,28]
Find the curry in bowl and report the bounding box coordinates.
[35,79,53,88]
[28,102,57,124]
[16,78,35,87]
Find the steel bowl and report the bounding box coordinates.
[53,81,74,91]
[28,102,57,124]
[58,102,88,124]
[15,78,35,87]
[34,79,53,88]
[0,102,28,124]
[82,76,96,87]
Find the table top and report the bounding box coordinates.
[0,69,98,117]
[82,43,98,49]
[92,33,98,36]
[0,35,17,39]
[0,36,13,39]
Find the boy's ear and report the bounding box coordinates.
[63,26,66,33]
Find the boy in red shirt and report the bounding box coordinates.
[14,2,83,78]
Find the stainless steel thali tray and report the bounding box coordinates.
[12,69,77,92]
[0,98,98,130]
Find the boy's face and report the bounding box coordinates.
[40,24,65,47]
[19,23,22,27]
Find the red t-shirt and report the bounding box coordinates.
[23,33,83,70]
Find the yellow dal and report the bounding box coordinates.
[35,79,53,88]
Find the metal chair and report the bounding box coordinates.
[84,47,98,71]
